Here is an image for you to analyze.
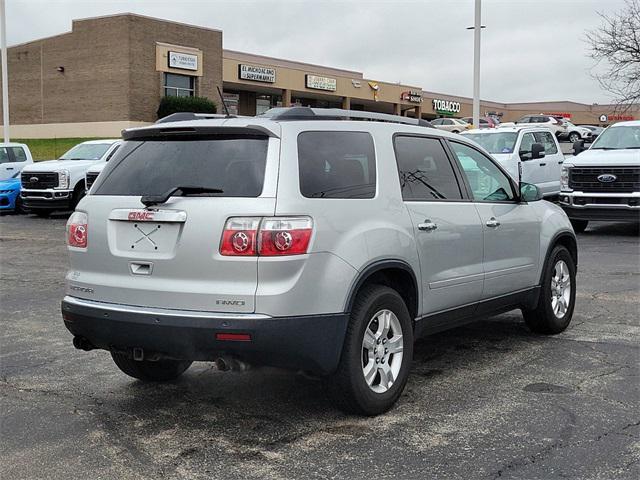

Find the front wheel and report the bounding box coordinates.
[568,132,581,143]
[522,245,576,334]
[570,219,588,233]
[328,285,414,416]
[111,352,192,381]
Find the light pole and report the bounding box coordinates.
[0,0,8,143]
[466,0,484,129]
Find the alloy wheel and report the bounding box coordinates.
[361,309,404,393]
[550,260,571,319]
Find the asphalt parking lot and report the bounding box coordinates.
[1,213,638,480]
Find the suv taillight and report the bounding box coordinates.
[220,217,260,256]
[67,211,88,248]
[220,216,313,256]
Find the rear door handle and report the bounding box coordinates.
[539,163,546,166]
[5,167,13,170]
[417,220,438,231]
[486,217,501,228]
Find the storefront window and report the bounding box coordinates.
[164,73,195,97]
[256,94,282,115]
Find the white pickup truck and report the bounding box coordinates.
[462,125,564,199]
[20,139,120,216]
[559,120,640,232]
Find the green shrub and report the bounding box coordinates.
[157,96,217,119]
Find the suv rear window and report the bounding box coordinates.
[93,136,268,197]
[298,131,376,199]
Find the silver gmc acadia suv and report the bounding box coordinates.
[62,107,578,415]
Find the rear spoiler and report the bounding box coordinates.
[122,125,279,140]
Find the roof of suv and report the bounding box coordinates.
[464,126,554,135]
[609,120,640,127]
[126,107,436,140]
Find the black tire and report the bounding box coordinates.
[71,183,86,209]
[111,352,192,381]
[14,196,27,215]
[570,219,588,233]
[328,285,414,416]
[522,245,576,334]
[34,210,51,218]
[569,132,581,143]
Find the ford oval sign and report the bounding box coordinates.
[597,174,617,183]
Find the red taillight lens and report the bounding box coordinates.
[219,216,313,256]
[215,333,252,342]
[259,217,313,256]
[66,211,88,248]
[220,217,260,256]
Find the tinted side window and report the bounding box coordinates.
[450,142,515,202]
[520,133,536,153]
[534,131,558,154]
[0,148,9,164]
[298,131,376,199]
[9,147,27,162]
[394,136,462,200]
[431,119,443,125]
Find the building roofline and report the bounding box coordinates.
[8,12,222,49]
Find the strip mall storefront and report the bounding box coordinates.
[1,13,637,138]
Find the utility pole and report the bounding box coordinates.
[1,0,9,143]
[472,0,481,129]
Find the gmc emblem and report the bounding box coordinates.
[128,211,155,221]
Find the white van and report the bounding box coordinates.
[462,126,564,198]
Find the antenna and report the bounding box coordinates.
[217,86,231,118]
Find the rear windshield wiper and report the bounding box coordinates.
[141,186,224,207]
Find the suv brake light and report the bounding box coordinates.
[259,217,313,256]
[220,217,260,256]
[67,211,88,248]
[220,216,313,256]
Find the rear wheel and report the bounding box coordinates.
[568,132,581,143]
[111,352,192,381]
[328,285,413,415]
[570,219,588,233]
[71,183,86,209]
[523,245,576,334]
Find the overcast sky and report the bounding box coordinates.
[8,0,626,103]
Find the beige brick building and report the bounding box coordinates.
[0,13,637,138]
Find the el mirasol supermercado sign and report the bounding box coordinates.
[238,64,276,83]
[432,98,461,114]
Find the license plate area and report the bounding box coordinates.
[108,209,186,258]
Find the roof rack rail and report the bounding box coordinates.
[155,112,236,124]
[259,107,434,128]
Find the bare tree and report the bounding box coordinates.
[586,0,640,110]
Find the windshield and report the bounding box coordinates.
[590,126,640,150]
[60,143,112,160]
[93,135,269,197]
[462,132,518,154]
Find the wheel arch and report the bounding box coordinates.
[344,260,419,321]
[540,230,578,284]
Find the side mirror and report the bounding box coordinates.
[520,182,543,202]
[573,140,585,155]
[531,143,546,159]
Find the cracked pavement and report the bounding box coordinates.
[1,214,638,479]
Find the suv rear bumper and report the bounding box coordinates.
[61,296,349,375]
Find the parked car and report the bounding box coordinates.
[0,171,26,213]
[0,142,33,181]
[558,120,593,143]
[461,116,499,128]
[579,125,605,140]
[559,120,640,232]
[430,117,471,133]
[21,139,121,216]
[62,107,578,415]
[515,115,567,138]
[462,126,564,198]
